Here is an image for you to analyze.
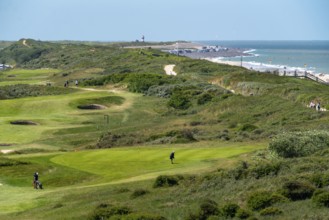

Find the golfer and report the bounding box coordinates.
[170,151,175,164]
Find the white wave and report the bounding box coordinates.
[244,49,256,54]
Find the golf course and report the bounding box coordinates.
[1,39,329,219]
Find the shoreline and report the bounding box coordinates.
[207,58,329,83]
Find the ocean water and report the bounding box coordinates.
[200,41,329,74]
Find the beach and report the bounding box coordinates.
[206,58,329,83]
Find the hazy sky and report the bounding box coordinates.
[0,0,328,41]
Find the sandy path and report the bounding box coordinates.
[22,39,30,47]
[164,65,177,76]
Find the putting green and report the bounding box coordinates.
[51,142,265,184]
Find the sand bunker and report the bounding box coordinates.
[10,120,38,125]
[0,149,14,154]
[77,104,107,110]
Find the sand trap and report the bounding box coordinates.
[78,104,107,110]
[10,120,38,125]
[1,149,14,154]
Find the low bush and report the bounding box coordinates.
[281,180,315,201]
[310,173,329,188]
[221,203,240,218]
[0,84,74,100]
[197,93,213,105]
[237,124,258,132]
[235,208,252,219]
[247,191,286,211]
[94,132,143,149]
[312,190,329,207]
[0,157,29,166]
[125,73,173,93]
[249,161,281,179]
[228,161,248,180]
[259,207,282,216]
[269,131,329,158]
[167,90,191,110]
[122,213,167,220]
[186,199,220,220]
[89,204,131,220]
[153,175,183,188]
[130,189,150,199]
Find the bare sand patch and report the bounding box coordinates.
[164,65,177,76]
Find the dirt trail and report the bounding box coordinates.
[164,64,177,76]
[22,39,30,47]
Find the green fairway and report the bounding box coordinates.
[0,142,265,216]
[51,142,265,184]
[0,69,61,85]
[0,88,136,149]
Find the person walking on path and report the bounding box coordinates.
[170,151,175,164]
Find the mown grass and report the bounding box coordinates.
[0,89,125,148]
[51,142,265,184]
[0,142,264,218]
[0,68,60,85]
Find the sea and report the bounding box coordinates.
[200,41,329,75]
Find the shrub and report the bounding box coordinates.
[281,180,315,201]
[153,175,182,188]
[238,124,258,132]
[228,161,248,180]
[312,191,329,207]
[167,91,191,110]
[197,93,213,105]
[310,173,329,188]
[89,204,131,220]
[130,189,150,199]
[235,208,252,219]
[269,131,329,158]
[249,161,281,179]
[221,203,240,218]
[123,213,167,220]
[0,84,74,100]
[259,207,282,216]
[0,157,29,166]
[186,199,220,220]
[247,191,285,211]
[125,73,169,93]
[199,199,220,220]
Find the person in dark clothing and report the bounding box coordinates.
[170,151,175,164]
[33,172,39,189]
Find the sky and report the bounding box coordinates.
[0,0,328,41]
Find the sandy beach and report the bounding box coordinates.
[207,58,329,83]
